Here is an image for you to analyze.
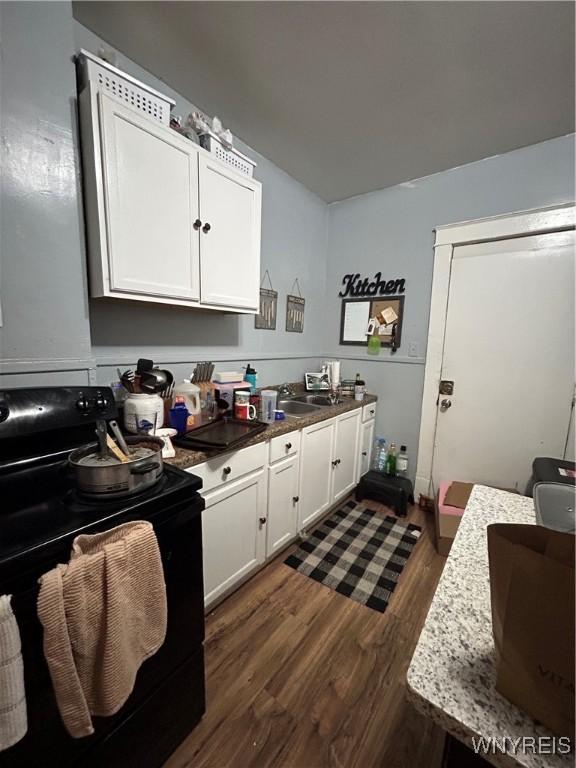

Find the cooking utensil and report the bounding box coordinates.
[106,434,130,463]
[140,368,169,393]
[136,358,154,375]
[121,370,136,393]
[95,419,109,457]
[69,435,164,498]
[109,419,131,455]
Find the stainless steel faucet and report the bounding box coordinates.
[278,383,295,398]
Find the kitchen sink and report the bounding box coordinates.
[276,398,323,418]
[291,394,338,407]
[533,482,575,533]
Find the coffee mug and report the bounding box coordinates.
[235,402,256,421]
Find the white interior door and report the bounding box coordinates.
[198,156,261,309]
[100,94,200,300]
[432,230,575,491]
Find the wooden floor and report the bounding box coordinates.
[164,499,447,768]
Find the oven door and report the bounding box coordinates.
[3,500,205,768]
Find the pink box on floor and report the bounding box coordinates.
[435,481,466,556]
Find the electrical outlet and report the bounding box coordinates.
[408,342,419,358]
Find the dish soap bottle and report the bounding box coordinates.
[397,445,409,477]
[244,363,257,392]
[354,373,366,402]
[385,442,397,476]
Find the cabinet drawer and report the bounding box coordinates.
[362,402,377,423]
[269,430,301,464]
[187,441,267,493]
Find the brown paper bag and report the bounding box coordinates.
[487,524,575,737]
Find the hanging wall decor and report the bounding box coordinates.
[286,279,305,333]
[255,270,278,330]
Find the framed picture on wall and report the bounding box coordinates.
[339,295,405,347]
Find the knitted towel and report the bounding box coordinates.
[37,521,167,738]
[0,595,27,751]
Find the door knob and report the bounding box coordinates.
[440,399,452,411]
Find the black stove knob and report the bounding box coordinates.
[76,395,91,413]
[95,392,110,411]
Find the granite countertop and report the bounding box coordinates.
[167,393,378,470]
[407,485,572,768]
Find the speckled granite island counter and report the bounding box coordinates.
[167,394,378,470]
[407,485,572,768]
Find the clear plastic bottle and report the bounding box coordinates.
[397,445,409,477]
[371,437,387,472]
[385,442,397,476]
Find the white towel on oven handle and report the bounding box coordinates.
[0,594,27,751]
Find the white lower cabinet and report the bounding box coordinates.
[267,454,300,557]
[201,469,267,608]
[189,402,374,609]
[298,418,336,530]
[358,418,375,480]
[332,409,361,502]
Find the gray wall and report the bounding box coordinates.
[325,135,575,479]
[75,22,328,386]
[0,1,93,387]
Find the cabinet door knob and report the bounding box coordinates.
[332,459,340,467]
[259,516,267,528]
[370,410,374,415]
[223,466,232,475]
[293,496,299,503]
[202,222,211,233]
[286,442,292,450]
[193,218,202,230]
[362,451,367,456]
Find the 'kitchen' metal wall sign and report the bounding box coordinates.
[338,272,406,298]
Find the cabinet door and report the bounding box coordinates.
[332,410,361,502]
[198,156,261,310]
[298,419,335,530]
[99,93,200,300]
[267,455,299,558]
[202,470,267,608]
[358,418,375,481]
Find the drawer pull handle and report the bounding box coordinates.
[223,466,232,475]
[285,442,292,450]
[293,496,299,503]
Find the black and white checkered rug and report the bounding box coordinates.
[284,500,422,613]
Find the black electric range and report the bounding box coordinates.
[0,387,206,768]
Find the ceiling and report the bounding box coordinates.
[73,1,575,203]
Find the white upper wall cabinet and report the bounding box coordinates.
[199,156,261,309]
[79,85,262,313]
[100,94,200,300]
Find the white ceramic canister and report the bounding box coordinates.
[123,393,164,434]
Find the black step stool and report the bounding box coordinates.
[355,471,415,518]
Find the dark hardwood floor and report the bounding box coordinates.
[164,499,447,768]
